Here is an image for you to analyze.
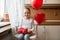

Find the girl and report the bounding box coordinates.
[17,7,37,40]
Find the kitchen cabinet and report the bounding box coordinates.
[45,25,60,40]
[45,9,60,20]
[37,25,60,40]
[25,0,60,4]
[46,0,60,4]
[25,0,46,4]
[32,8,60,20]
[37,25,45,40]
[0,25,11,36]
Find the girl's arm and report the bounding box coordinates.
[30,20,38,32]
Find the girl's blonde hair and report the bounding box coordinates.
[24,7,31,12]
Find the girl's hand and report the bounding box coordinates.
[28,29,31,32]
[27,29,32,34]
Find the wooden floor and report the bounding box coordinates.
[0,31,38,40]
[0,32,13,40]
[0,29,14,40]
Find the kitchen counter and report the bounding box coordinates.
[0,25,11,33]
[0,22,11,36]
[0,22,10,28]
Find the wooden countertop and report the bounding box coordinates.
[0,25,11,33]
[0,22,10,28]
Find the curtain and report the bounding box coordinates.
[0,0,4,17]
[6,0,25,27]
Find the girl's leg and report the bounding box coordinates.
[16,34,24,40]
[24,34,30,40]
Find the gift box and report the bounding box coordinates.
[18,28,28,34]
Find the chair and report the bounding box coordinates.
[11,25,37,40]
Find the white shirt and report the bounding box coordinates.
[22,18,33,29]
[18,18,37,31]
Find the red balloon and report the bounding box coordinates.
[34,13,45,24]
[31,0,43,10]
[18,28,27,34]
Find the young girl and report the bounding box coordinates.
[17,7,37,40]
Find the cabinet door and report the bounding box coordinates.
[37,25,45,40]
[45,25,60,40]
[25,0,46,4]
[25,0,60,4]
[45,9,60,20]
[46,0,60,4]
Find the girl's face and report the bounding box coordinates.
[23,8,31,18]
